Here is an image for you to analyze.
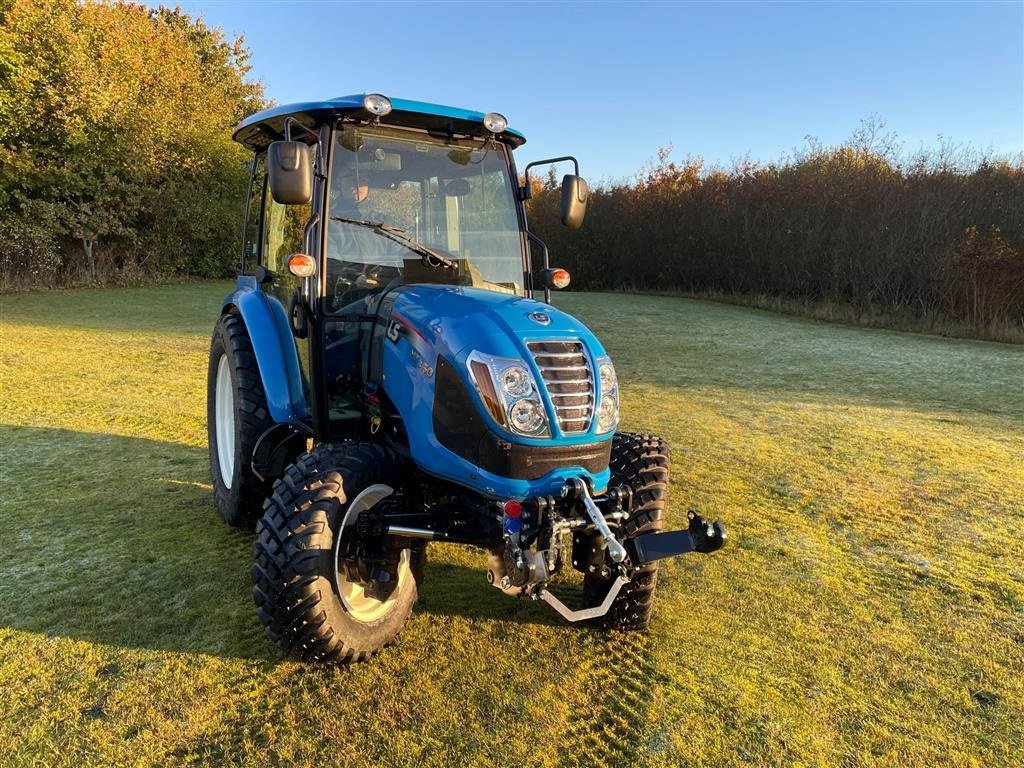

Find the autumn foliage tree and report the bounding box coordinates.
[528,127,1024,338]
[0,0,264,287]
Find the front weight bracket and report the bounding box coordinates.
[627,512,727,565]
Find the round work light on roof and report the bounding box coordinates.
[483,112,508,134]
[363,93,392,116]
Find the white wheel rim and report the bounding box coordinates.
[333,484,412,623]
[339,550,411,623]
[215,354,235,488]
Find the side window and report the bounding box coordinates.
[459,168,522,289]
[241,154,265,270]
[260,153,312,307]
[258,155,314,397]
[262,194,311,274]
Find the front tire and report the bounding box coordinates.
[251,443,422,664]
[207,313,275,528]
[583,432,669,630]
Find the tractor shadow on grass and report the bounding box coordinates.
[414,559,568,628]
[0,425,559,661]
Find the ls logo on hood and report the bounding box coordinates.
[527,312,551,325]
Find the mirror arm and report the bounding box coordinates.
[526,230,552,304]
[520,155,580,200]
[284,117,320,144]
[284,117,326,179]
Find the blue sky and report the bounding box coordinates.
[175,0,1023,183]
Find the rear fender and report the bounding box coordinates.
[223,276,310,425]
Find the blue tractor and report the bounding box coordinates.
[207,94,726,663]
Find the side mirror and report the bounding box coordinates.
[561,175,588,229]
[267,141,312,205]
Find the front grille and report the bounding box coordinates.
[526,340,594,434]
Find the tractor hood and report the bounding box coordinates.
[386,284,606,363]
[378,284,614,498]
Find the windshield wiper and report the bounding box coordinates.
[330,216,458,270]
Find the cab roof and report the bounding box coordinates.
[233,94,527,151]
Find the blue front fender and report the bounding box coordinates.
[223,276,310,425]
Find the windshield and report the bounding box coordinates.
[326,125,524,312]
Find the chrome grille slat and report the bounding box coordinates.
[532,351,585,359]
[527,340,594,434]
[538,364,588,373]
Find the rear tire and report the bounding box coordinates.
[251,443,422,664]
[583,432,669,630]
[207,312,275,528]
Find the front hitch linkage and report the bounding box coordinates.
[564,477,627,562]
[531,480,727,623]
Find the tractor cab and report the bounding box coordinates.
[231,94,584,443]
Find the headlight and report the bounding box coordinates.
[500,365,533,397]
[467,351,549,437]
[599,362,617,394]
[597,395,619,432]
[596,355,619,434]
[510,399,546,434]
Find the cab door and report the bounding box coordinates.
[256,159,314,408]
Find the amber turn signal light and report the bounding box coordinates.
[287,253,316,278]
[539,267,571,290]
[470,360,506,426]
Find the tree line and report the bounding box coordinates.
[0,0,262,289]
[527,128,1023,341]
[2,2,1021,341]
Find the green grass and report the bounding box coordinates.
[1,283,1022,767]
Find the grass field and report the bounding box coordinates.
[1,283,1022,767]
